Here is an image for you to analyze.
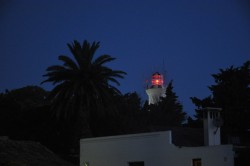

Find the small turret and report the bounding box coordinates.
[202,107,223,146]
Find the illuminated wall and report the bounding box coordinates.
[80,131,234,166]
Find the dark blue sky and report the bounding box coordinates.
[1,0,250,116]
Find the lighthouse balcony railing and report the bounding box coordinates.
[147,85,163,89]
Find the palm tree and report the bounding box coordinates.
[41,40,126,138]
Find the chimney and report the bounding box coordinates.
[202,107,223,146]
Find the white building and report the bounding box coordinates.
[80,108,234,166]
[80,131,233,166]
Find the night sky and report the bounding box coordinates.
[1,0,250,116]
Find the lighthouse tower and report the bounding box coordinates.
[146,72,166,105]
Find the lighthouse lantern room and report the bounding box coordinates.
[151,72,164,87]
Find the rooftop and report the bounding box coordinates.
[0,139,76,166]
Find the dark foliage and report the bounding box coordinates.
[0,82,187,163]
[145,81,187,128]
[0,41,189,164]
[41,40,126,154]
[190,61,250,145]
[0,139,76,166]
[41,40,126,124]
[0,86,49,137]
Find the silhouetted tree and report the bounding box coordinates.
[191,61,250,143]
[0,86,49,138]
[148,81,187,127]
[0,86,73,158]
[189,96,214,128]
[90,92,147,136]
[41,40,126,148]
[0,86,48,111]
[117,92,146,133]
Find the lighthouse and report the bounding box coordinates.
[146,72,166,105]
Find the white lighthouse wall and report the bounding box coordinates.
[80,131,234,166]
[146,88,165,105]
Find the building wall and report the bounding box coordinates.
[174,145,234,166]
[80,131,234,166]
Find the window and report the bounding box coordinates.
[210,112,212,119]
[128,161,144,166]
[193,158,201,166]
[203,112,208,119]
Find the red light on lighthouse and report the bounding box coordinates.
[151,72,164,86]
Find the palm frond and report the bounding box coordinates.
[58,55,78,70]
[46,65,66,71]
[88,41,100,63]
[93,54,115,66]
[41,69,75,85]
[107,77,121,86]
[111,70,127,78]
[42,39,126,122]
[67,41,85,68]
